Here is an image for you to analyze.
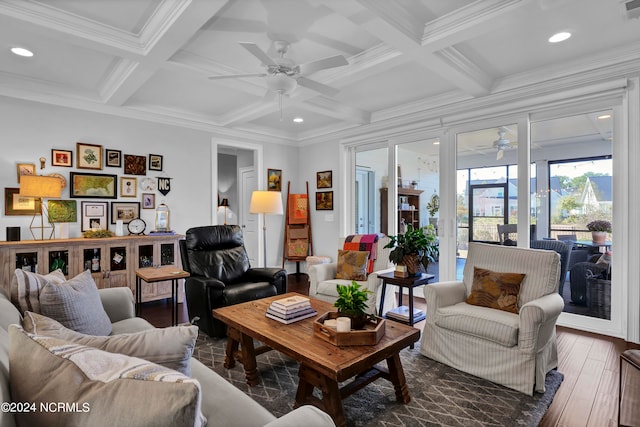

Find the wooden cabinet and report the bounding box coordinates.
[0,234,184,303]
[380,187,423,235]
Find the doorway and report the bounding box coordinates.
[355,167,375,234]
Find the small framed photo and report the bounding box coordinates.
[105,149,122,167]
[124,154,147,175]
[149,154,163,171]
[111,202,140,224]
[142,193,155,209]
[316,191,333,210]
[120,177,137,198]
[51,149,73,167]
[4,187,41,215]
[47,200,77,223]
[81,201,108,231]
[267,168,282,191]
[76,142,103,170]
[16,163,36,183]
[317,170,332,188]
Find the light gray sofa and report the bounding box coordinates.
[0,286,334,427]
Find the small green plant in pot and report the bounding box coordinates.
[385,224,438,275]
[334,281,375,330]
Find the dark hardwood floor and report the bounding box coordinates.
[140,273,639,426]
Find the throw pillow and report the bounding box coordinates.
[22,312,198,376]
[335,250,370,281]
[466,267,526,314]
[9,325,206,427]
[10,268,66,314]
[39,269,112,336]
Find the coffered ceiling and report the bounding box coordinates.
[1,0,639,145]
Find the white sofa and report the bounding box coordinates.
[308,236,396,315]
[0,287,335,427]
[420,242,564,395]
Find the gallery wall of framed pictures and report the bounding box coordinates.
[315,170,333,210]
[6,141,171,235]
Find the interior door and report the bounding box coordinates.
[355,168,375,234]
[239,167,259,265]
[469,183,507,243]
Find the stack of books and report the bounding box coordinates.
[266,295,317,324]
[385,305,426,323]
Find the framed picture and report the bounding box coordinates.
[142,193,155,209]
[316,191,333,210]
[47,200,77,223]
[111,202,140,224]
[105,149,122,167]
[69,172,117,199]
[149,154,163,171]
[267,168,282,191]
[76,142,103,170]
[120,177,137,198]
[4,187,41,215]
[16,163,35,183]
[316,170,332,188]
[81,201,108,231]
[124,154,147,175]
[51,149,73,167]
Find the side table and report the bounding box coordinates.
[378,271,434,328]
[135,266,189,326]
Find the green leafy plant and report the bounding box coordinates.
[334,281,374,323]
[586,220,611,232]
[384,224,438,271]
[426,193,439,217]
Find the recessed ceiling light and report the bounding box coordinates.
[10,47,34,57]
[548,32,571,43]
[433,141,440,145]
[292,117,304,123]
[597,114,612,120]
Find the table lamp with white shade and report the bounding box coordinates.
[19,175,63,240]
[249,191,283,267]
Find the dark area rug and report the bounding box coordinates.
[193,333,563,426]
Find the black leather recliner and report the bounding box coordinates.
[179,225,287,338]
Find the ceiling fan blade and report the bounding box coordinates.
[299,55,348,75]
[296,76,339,97]
[208,73,266,80]
[239,42,277,67]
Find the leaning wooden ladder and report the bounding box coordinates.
[282,181,313,274]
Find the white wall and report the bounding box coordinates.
[0,97,212,239]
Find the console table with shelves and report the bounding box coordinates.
[0,234,185,304]
[380,187,423,235]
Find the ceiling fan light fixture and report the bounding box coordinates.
[265,73,297,95]
[293,117,304,123]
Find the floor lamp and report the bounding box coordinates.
[218,198,229,225]
[249,191,283,267]
[19,175,63,240]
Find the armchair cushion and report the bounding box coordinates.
[466,267,525,314]
[437,302,519,347]
[335,250,369,281]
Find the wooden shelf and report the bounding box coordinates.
[380,187,423,234]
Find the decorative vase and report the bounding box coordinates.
[591,231,606,244]
[401,254,426,276]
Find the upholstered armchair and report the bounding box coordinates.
[420,242,564,395]
[308,235,396,315]
[179,225,287,338]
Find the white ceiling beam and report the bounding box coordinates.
[101,0,230,106]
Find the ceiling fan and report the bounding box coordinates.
[209,40,348,118]
[493,127,516,159]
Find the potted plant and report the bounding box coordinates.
[385,224,438,275]
[334,281,374,330]
[426,193,439,227]
[586,219,611,244]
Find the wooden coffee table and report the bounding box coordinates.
[213,293,420,427]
